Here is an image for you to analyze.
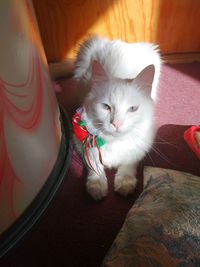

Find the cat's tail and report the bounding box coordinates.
[74,35,108,83]
[74,35,161,100]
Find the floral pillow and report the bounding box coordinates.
[102,167,200,267]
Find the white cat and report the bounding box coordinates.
[73,36,161,200]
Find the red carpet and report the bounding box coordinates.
[155,63,200,128]
[1,63,200,267]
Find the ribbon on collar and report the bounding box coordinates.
[72,110,105,172]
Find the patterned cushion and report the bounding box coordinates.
[102,167,200,267]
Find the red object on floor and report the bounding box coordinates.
[184,126,200,159]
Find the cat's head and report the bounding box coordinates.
[84,61,155,137]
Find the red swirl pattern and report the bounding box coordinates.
[0,0,61,234]
[0,45,44,229]
[0,47,43,130]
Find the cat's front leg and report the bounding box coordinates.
[87,168,108,200]
[86,149,108,200]
[114,164,137,196]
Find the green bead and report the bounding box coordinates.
[79,120,85,126]
[96,136,105,147]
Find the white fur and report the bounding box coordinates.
[74,36,161,200]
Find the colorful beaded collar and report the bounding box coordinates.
[72,108,105,170]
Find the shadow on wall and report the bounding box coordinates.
[32,0,117,62]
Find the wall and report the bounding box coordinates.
[33,0,200,62]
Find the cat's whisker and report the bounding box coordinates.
[146,152,156,167]
[94,126,105,133]
[93,126,103,130]
[155,134,178,147]
[133,129,173,166]
[93,122,104,126]
[134,128,173,166]
[150,145,174,166]
[134,126,176,146]
[154,141,172,144]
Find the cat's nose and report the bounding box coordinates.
[111,119,123,130]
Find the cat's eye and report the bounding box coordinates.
[128,106,139,112]
[102,103,111,111]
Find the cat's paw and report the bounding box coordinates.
[114,174,137,196]
[86,177,108,200]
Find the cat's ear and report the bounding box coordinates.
[91,60,109,85]
[133,64,155,96]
